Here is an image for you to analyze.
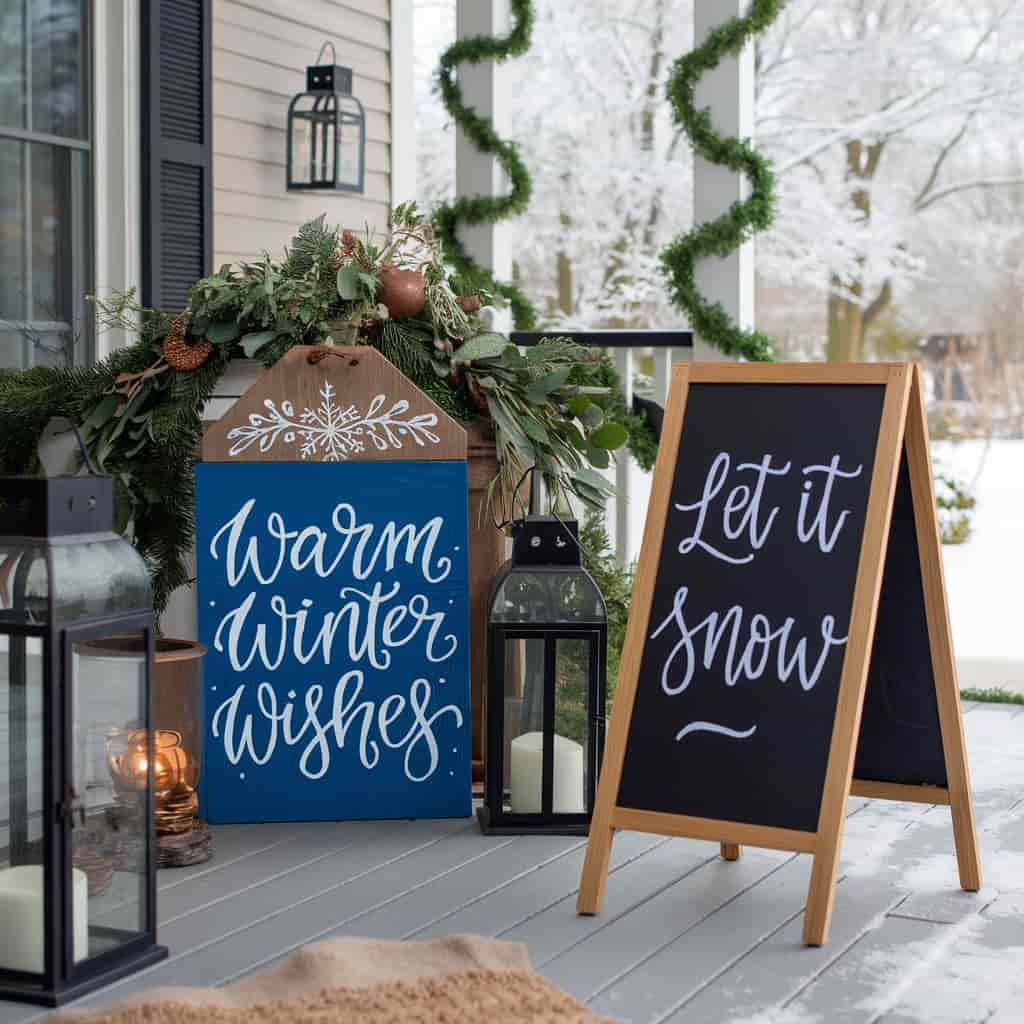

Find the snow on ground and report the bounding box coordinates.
[616,438,1024,693]
[934,440,1024,692]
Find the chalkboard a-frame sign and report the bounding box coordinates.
[196,346,471,824]
[578,363,981,946]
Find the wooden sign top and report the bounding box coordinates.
[202,346,468,463]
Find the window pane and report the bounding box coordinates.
[0,138,26,330]
[0,140,88,369]
[31,0,85,139]
[0,637,49,975]
[0,0,26,130]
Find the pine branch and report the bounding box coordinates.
[660,0,784,362]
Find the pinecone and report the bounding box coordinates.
[163,314,213,372]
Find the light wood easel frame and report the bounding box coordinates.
[577,363,980,946]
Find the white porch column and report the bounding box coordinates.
[390,0,417,206]
[455,0,513,332]
[692,1,756,361]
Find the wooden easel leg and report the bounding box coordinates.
[906,366,982,892]
[721,843,741,861]
[803,839,841,946]
[577,825,614,914]
[805,365,912,946]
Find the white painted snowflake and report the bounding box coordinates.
[226,384,441,461]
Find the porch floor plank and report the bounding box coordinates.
[0,704,1021,1024]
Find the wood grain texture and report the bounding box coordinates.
[687,363,894,384]
[577,365,692,915]
[465,423,507,787]
[0,701,1014,1024]
[905,364,982,891]
[211,0,393,260]
[803,364,912,946]
[849,779,951,805]
[202,347,467,463]
[610,809,817,854]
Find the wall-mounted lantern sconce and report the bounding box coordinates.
[287,42,366,194]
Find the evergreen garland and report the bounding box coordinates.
[0,214,640,619]
[432,0,537,330]
[0,344,228,614]
[660,0,785,362]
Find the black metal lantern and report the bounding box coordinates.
[0,473,166,1006]
[287,42,366,194]
[479,515,608,835]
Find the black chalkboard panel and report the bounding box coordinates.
[855,456,947,787]
[616,383,887,833]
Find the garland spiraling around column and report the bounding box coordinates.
[433,0,537,330]
[661,0,785,361]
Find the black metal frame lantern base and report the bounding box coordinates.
[0,945,168,1008]
[476,804,592,837]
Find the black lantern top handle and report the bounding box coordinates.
[72,420,100,477]
[315,40,338,66]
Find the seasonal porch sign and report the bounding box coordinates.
[196,347,471,823]
[577,363,981,947]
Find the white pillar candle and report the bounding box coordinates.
[509,732,584,814]
[0,866,89,973]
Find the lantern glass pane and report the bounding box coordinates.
[289,94,336,187]
[338,98,363,188]
[0,636,46,975]
[490,566,605,625]
[0,545,49,625]
[502,637,545,814]
[72,630,148,962]
[553,638,587,814]
[50,535,151,623]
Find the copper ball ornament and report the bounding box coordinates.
[378,267,426,320]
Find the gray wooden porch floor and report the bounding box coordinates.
[3,701,1023,1023]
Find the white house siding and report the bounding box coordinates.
[211,0,394,265]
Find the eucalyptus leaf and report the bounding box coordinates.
[586,445,611,470]
[564,422,589,452]
[81,395,119,435]
[589,421,629,450]
[567,394,591,417]
[488,399,534,463]
[579,403,605,430]
[521,417,550,445]
[572,467,615,494]
[206,320,240,345]
[337,264,361,300]
[499,346,527,370]
[452,333,509,364]
[538,367,571,394]
[526,383,551,406]
[240,331,275,358]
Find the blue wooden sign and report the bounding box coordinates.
[195,348,472,823]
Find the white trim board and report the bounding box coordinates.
[92,0,142,358]
[390,0,416,207]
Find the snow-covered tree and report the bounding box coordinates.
[756,0,1024,360]
[417,0,694,330]
[416,0,1024,359]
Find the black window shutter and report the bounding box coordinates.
[141,0,213,311]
